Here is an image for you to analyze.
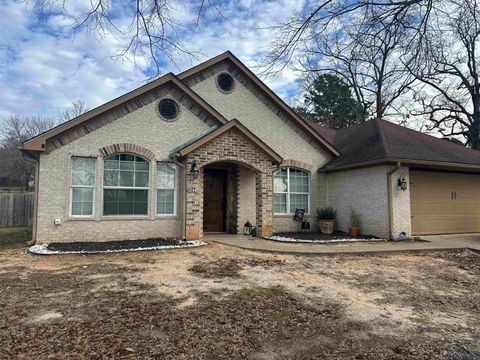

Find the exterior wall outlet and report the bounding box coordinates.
[54,218,62,226]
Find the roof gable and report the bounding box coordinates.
[178,51,340,157]
[171,119,283,164]
[21,74,227,152]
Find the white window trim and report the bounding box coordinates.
[102,154,150,216]
[273,167,310,215]
[156,162,177,216]
[70,157,96,218]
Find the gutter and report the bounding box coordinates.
[386,162,401,240]
[19,148,40,246]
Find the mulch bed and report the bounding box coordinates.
[29,238,204,255]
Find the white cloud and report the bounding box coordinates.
[0,0,305,120]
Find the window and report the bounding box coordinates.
[103,154,150,216]
[217,73,234,93]
[157,163,177,215]
[158,99,179,121]
[274,168,309,214]
[71,157,96,216]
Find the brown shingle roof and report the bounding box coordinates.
[312,119,480,171]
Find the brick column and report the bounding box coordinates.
[255,171,273,237]
[185,163,203,240]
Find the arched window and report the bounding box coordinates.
[103,154,150,215]
[274,168,310,214]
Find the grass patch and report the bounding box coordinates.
[0,227,31,246]
[407,314,430,325]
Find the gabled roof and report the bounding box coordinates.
[178,51,340,157]
[170,119,283,164]
[21,73,228,152]
[313,119,480,172]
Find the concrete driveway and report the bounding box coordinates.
[205,233,480,255]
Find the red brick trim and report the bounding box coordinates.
[99,143,156,160]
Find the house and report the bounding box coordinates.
[21,51,480,244]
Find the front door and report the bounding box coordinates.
[203,169,226,232]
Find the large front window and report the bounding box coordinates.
[103,154,150,215]
[274,168,309,214]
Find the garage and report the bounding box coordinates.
[410,170,480,235]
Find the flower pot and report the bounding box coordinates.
[349,226,360,237]
[319,220,335,234]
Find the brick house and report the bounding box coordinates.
[21,52,480,244]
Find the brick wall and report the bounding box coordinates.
[183,128,275,239]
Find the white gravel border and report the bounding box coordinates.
[266,236,385,244]
[29,240,206,255]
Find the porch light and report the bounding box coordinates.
[398,174,408,191]
[244,221,252,235]
[190,160,200,179]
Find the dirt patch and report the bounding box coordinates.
[189,257,242,278]
[0,243,478,359]
[431,249,480,274]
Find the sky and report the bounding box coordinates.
[0,0,305,120]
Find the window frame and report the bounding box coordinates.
[102,153,150,217]
[156,162,177,216]
[273,167,310,215]
[70,156,96,218]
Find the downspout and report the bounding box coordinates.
[20,149,40,246]
[386,162,401,240]
[172,156,187,240]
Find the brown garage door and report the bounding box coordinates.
[410,170,480,235]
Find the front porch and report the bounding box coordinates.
[170,120,283,240]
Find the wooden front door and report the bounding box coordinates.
[203,169,226,232]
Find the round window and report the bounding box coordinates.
[158,99,179,121]
[217,73,234,93]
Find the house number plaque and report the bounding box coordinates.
[187,187,198,193]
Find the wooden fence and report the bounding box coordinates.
[0,193,34,227]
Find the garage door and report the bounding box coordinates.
[410,170,480,235]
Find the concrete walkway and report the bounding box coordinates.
[204,233,480,255]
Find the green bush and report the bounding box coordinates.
[316,207,336,220]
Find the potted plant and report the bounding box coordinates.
[316,207,336,234]
[349,210,360,237]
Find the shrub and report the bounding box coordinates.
[316,207,336,220]
[350,210,360,227]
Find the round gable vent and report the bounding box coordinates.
[217,73,234,93]
[158,99,179,121]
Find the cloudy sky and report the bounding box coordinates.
[0,0,304,119]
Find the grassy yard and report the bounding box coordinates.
[0,242,478,359]
[0,227,31,246]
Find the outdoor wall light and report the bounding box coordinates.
[398,174,408,191]
[190,160,200,179]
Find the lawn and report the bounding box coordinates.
[0,227,31,246]
[0,241,478,359]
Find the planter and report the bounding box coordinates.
[349,226,360,237]
[319,220,335,234]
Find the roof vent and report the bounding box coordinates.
[217,73,234,93]
[158,99,179,121]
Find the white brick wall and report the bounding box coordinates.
[327,166,389,238]
[191,71,331,233]
[36,94,210,243]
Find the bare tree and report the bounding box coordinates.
[406,0,480,148]
[60,99,89,122]
[0,116,57,188]
[25,0,223,76]
[262,0,435,120]
[0,100,90,188]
